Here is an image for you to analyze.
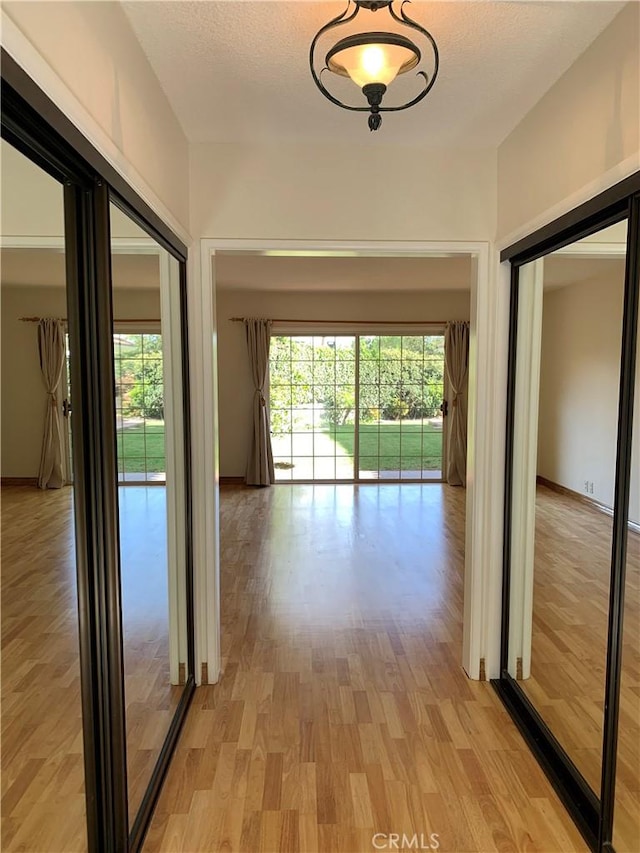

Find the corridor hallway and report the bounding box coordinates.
[145,485,586,852]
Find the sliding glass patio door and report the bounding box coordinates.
[270,332,445,482]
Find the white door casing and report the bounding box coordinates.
[195,238,500,684]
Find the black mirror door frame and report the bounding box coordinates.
[494,172,640,853]
[1,50,195,853]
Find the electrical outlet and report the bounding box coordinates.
[584,480,589,492]
[589,482,594,494]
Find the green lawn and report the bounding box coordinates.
[116,421,165,473]
[118,419,441,476]
[329,422,442,471]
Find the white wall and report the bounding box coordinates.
[1,141,65,237]
[498,2,639,242]
[191,143,496,242]
[2,0,190,232]
[217,286,470,477]
[537,272,640,524]
[1,139,158,240]
[1,285,160,478]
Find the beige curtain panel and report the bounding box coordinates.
[444,320,470,487]
[244,318,275,486]
[37,318,66,490]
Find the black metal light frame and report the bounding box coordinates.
[310,0,439,131]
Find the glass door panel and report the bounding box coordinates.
[357,334,444,481]
[270,335,356,481]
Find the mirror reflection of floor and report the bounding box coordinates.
[524,484,639,850]
[1,485,86,852]
[118,486,183,821]
[0,484,182,849]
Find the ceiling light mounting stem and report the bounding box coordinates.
[363,83,386,130]
[309,0,439,131]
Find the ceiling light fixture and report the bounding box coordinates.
[310,0,439,132]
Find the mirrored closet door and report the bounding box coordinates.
[496,177,640,853]
[508,220,628,791]
[1,139,87,852]
[3,56,195,852]
[108,198,192,841]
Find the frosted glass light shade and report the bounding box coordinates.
[326,32,420,88]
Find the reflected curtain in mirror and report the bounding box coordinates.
[444,320,469,486]
[37,317,66,489]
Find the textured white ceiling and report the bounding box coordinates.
[122,0,624,146]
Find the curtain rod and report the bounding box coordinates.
[20,316,66,322]
[229,317,449,325]
[20,316,161,323]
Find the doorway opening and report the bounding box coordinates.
[197,240,496,685]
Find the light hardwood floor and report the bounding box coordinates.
[4,483,635,851]
[523,484,640,852]
[1,484,182,850]
[145,484,588,852]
